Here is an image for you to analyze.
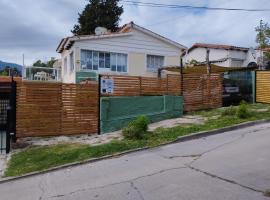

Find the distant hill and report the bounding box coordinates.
[0,60,22,72]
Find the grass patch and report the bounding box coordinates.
[5,103,270,177]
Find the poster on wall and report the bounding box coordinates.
[101,78,114,94]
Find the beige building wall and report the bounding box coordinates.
[165,56,180,66]
[128,53,146,76]
[128,53,181,77]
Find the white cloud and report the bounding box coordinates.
[0,0,270,65]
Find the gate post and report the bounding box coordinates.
[6,109,11,154]
[252,71,256,104]
[98,74,101,135]
[9,79,17,142]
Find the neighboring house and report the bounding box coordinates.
[184,43,258,68]
[56,22,187,83]
[255,47,270,69]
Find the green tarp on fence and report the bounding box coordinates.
[100,95,183,133]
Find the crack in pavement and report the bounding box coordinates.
[180,126,270,196]
[161,125,269,165]
[186,165,265,194]
[41,125,270,199]
[38,179,45,200]
[130,181,145,200]
[48,166,187,199]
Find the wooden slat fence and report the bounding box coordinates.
[15,73,222,138]
[101,74,222,111]
[183,74,223,111]
[256,71,270,104]
[16,81,98,138]
[101,74,181,96]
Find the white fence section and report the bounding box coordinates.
[23,66,61,82]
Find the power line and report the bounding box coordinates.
[120,0,270,12]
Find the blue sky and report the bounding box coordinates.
[0,0,270,65]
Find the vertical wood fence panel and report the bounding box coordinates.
[16,82,98,138]
[101,74,222,111]
[183,74,223,111]
[256,71,270,104]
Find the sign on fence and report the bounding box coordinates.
[101,78,114,94]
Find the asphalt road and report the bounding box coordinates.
[1,123,270,200]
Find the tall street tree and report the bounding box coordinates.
[255,20,270,49]
[255,20,270,68]
[72,0,123,35]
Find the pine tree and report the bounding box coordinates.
[72,0,123,35]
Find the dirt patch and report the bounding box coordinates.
[0,155,8,177]
[16,132,123,147]
[14,115,206,148]
[253,108,269,112]
[148,115,206,131]
[264,190,270,197]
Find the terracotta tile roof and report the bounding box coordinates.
[188,43,249,53]
[256,47,270,52]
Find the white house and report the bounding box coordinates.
[56,22,187,83]
[184,43,258,68]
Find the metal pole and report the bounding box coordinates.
[180,58,184,96]
[97,74,101,135]
[206,48,211,74]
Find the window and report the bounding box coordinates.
[64,57,67,74]
[147,55,164,72]
[231,59,243,67]
[70,52,74,72]
[80,50,127,72]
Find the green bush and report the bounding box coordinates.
[237,101,249,119]
[221,106,237,116]
[122,116,150,140]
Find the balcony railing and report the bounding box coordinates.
[22,66,61,82]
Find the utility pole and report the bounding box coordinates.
[206,48,211,74]
[22,54,25,66]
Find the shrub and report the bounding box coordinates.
[122,116,150,140]
[221,106,237,116]
[237,101,249,119]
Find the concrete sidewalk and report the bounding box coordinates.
[0,123,269,200]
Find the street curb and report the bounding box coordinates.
[0,119,269,184]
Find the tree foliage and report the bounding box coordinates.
[0,66,21,76]
[255,20,270,48]
[72,0,123,35]
[33,58,56,68]
[255,20,270,65]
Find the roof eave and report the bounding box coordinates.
[129,23,187,50]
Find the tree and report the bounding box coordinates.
[33,60,47,67]
[0,66,21,76]
[255,20,270,62]
[72,0,123,35]
[47,57,56,68]
[33,58,56,68]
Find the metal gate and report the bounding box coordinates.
[0,81,16,154]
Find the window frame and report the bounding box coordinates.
[80,49,128,73]
[146,54,165,72]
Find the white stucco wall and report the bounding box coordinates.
[61,49,76,83]
[184,47,257,68]
[60,29,183,83]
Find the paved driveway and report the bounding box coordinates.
[0,123,270,200]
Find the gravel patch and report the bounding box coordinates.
[0,155,8,177]
[16,132,123,147]
[148,115,206,131]
[14,116,206,147]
